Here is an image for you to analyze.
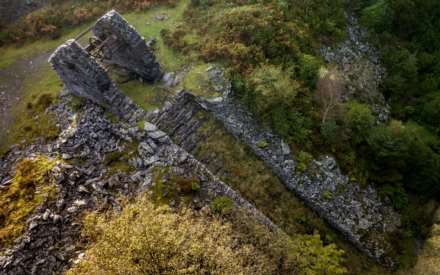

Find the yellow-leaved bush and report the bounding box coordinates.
[67,194,347,275]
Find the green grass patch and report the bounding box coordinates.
[0,64,62,155]
[119,81,170,111]
[0,24,92,69]
[210,196,234,215]
[0,155,58,247]
[124,0,190,71]
[104,142,139,175]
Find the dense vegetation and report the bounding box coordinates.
[163,0,440,209]
[160,0,440,269]
[67,192,346,275]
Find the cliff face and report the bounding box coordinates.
[0,0,47,27]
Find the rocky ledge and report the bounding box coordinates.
[150,88,401,266]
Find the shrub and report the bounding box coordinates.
[360,0,391,32]
[320,119,340,145]
[1,0,178,44]
[378,184,409,210]
[150,167,203,205]
[67,196,275,275]
[193,4,305,71]
[299,54,320,88]
[210,196,234,215]
[344,101,375,144]
[296,151,314,173]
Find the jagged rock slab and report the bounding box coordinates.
[93,10,162,82]
[150,91,401,267]
[49,40,144,123]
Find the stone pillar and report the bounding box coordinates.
[49,39,147,123]
[93,10,162,82]
[49,39,114,106]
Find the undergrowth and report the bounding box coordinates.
[67,192,346,274]
[0,156,58,247]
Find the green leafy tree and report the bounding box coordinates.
[299,54,320,88]
[345,102,375,144]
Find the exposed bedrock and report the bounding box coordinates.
[150,91,401,267]
[93,10,162,82]
[321,15,390,123]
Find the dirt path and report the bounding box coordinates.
[0,53,51,142]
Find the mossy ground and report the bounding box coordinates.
[150,166,201,206]
[118,81,171,111]
[182,64,222,98]
[0,156,58,247]
[104,141,139,175]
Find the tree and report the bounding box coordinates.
[344,101,375,144]
[366,121,440,196]
[299,54,320,88]
[315,68,345,124]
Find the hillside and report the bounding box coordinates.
[0,0,439,274]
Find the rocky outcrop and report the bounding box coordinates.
[49,39,145,123]
[0,90,278,273]
[92,10,162,82]
[321,15,390,122]
[150,90,401,267]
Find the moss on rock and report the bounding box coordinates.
[0,155,58,247]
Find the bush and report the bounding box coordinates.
[67,197,275,275]
[378,184,409,210]
[360,0,391,32]
[1,0,178,44]
[344,101,375,144]
[242,64,314,143]
[296,151,314,173]
[299,54,320,88]
[320,119,340,145]
[210,196,234,215]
